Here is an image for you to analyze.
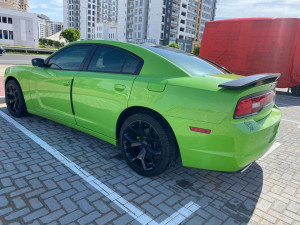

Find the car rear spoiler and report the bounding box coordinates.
[218,73,281,89]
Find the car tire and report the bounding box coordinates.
[5,79,29,117]
[291,85,300,97]
[120,113,177,177]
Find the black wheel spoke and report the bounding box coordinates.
[123,119,163,172]
[5,83,21,114]
[140,158,147,170]
[147,147,161,156]
[130,157,138,163]
[124,133,142,147]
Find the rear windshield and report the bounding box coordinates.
[142,46,225,76]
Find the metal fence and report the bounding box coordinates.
[3,46,56,54]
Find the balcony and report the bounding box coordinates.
[188,10,197,16]
[186,24,195,30]
[127,20,133,24]
[188,2,198,8]
[172,12,179,17]
[170,28,177,34]
[169,37,176,42]
[171,20,178,26]
[186,17,196,23]
[128,4,134,9]
[173,4,180,9]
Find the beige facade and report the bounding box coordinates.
[0,0,29,12]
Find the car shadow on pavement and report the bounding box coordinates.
[0,108,263,224]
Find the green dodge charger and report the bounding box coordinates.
[4,40,281,176]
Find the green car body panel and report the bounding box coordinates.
[4,40,281,172]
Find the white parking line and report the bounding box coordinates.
[276,102,293,106]
[281,118,300,125]
[0,110,200,225]
[258,142,282,161]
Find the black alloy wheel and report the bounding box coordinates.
[120,113,177,177]
[5,80,28,117]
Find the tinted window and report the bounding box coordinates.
[123,55,139,74]
[88,46,127,73]
[47,45,92,70]
[143,46,224,76]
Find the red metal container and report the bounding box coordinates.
[200,18,300,89]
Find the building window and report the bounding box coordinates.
[3,17,7,23]
[3,30,8,39]
[8,17,12,24]
[160,33,164,39]
[140,0,143,6]
[139,16,142,22]
[0,30,2,39]
[9,31,13,40]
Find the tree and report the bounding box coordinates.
[39,38,47,46]
[193,45,200,56]
[47,39,54,47]
[60,28,81,43]
[168,43,180,49]
[53,41,61,49]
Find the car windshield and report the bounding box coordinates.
[141,45,225,76]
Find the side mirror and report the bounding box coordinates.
[32,58,45,67]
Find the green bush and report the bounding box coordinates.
[193,45,200,55]
[168,43,180,49]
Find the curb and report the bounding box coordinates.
[0,96,5,104]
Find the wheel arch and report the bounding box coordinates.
[5,76,19,86]
[116,106,179,152]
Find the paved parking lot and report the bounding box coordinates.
[0,93,300,225]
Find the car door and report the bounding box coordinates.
[72,45,143,138]
[30,44,94,124]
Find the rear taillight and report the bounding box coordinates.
[234,90,275,118]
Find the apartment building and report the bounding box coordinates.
[0,0,29,12]
[38,14,63,38]
[0,7,38,47]
[118,0,217,52]
[63,0,118,40]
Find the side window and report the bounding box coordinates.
[88,46,141,74]
[122,55,139,74]
[88,46,127,73]
[47,45,92,70]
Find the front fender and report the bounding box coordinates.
[5,66,34,109]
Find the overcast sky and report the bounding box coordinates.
[28,0,300,22]
[216,0,300,20]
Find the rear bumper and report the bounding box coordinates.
[165,105,281,172]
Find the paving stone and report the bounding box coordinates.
[59,209,84,224]
[12,197,26,209]
[0,96,299,224]
[44,197,60,211]
[60,198,78,213]
[28,198,43,210]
